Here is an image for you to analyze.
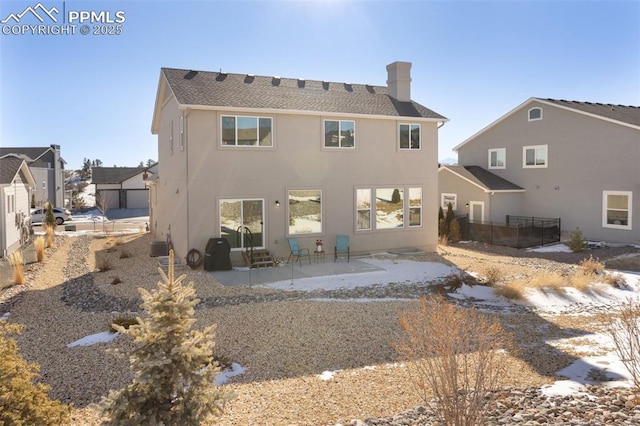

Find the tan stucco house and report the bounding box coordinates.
[150,62,447,263]
[0,155,36,257]
[440,98,640,244]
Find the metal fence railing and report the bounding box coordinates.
[456,215,561,249]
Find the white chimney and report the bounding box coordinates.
[386,61,412,102]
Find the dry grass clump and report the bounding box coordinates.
[569,272,594,292]
[34,236,45,263]
[579,255,605,276]
[602,273,628,288]
[528,271,566,293]
[8,251,25,285]
[494,281,526,300]
[484,266,503,285]
[396,295,516,426]
[43,224,55,248]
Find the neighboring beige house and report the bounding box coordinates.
[0,145,65,208]
[150,62,448,263]
[442,98,640,244]
[92,164,157,212]
[0,155,36,257]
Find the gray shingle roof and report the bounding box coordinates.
[540,99,640,127]
[0,156,26,184]
[92,167,147,184]
[161,68,447,119]
[0,147,50,162]
[441,165,524,191]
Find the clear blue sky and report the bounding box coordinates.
[1,0,639,170]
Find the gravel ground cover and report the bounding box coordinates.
[1,233,639,425]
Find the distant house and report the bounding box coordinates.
[0,145,65,208]
[92,164,157,212]
[441,98,640,244]
[150,62,448,263]
[0,155,36,257]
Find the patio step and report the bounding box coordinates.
[243,249,276,269]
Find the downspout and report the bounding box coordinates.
[184,108,190,255]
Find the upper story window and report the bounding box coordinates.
[399,124,421,150]
[528,107,543,121]
[324,120,355,148]
[222,115,273,147]
[523,145,548,168]
[488,148,506,169]
[603,191,632,230]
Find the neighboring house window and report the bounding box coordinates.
[603,191,632,230]
[169,121,174,155]
[441,193,457,211]
[7,195,14,214]
[222,115,273,147]
[488,148,506,169]
[288,189,322,235]
[409,187,422,227]
[356,188,371,230]
[399,124,421,150]
[324,120,355,148]
[528,107,543,121]
[375,187,404,229]
[523,145,548,168]
[179,113,185,151]
[219,198,265,249]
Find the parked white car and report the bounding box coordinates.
[31,207,72,225]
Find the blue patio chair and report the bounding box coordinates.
[287,238,311,265]
[334,234,350,263]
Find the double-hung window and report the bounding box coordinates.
[523,145,547,168]
[399,124,421,150]
[222,115,273,147]
[488,148,505,169]
[324,120,355,148]
[603,191,632,230]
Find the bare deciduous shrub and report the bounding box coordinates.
[605,299,640,388]
[396,295,516,426]
[438,233,449,246]
[579,255,605,276]
[8,251,25,285]
[43,224,55,248]
[494,281,525,300]
[484,267,503,285]
[34,236,45,263]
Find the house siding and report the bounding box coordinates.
[457,100,640,243]
[155,103,439,259]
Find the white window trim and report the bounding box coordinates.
[408,187,422,228]
[323,119,356,149]
[220,115,274,148]
[488,148,506,169]
[355,188,372,231]
[398,123,421,151]
[219,198,266,251]
[441,193,457,211]
[528,107,543,122]
[602,190,633,230]
[523,144,548,169]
